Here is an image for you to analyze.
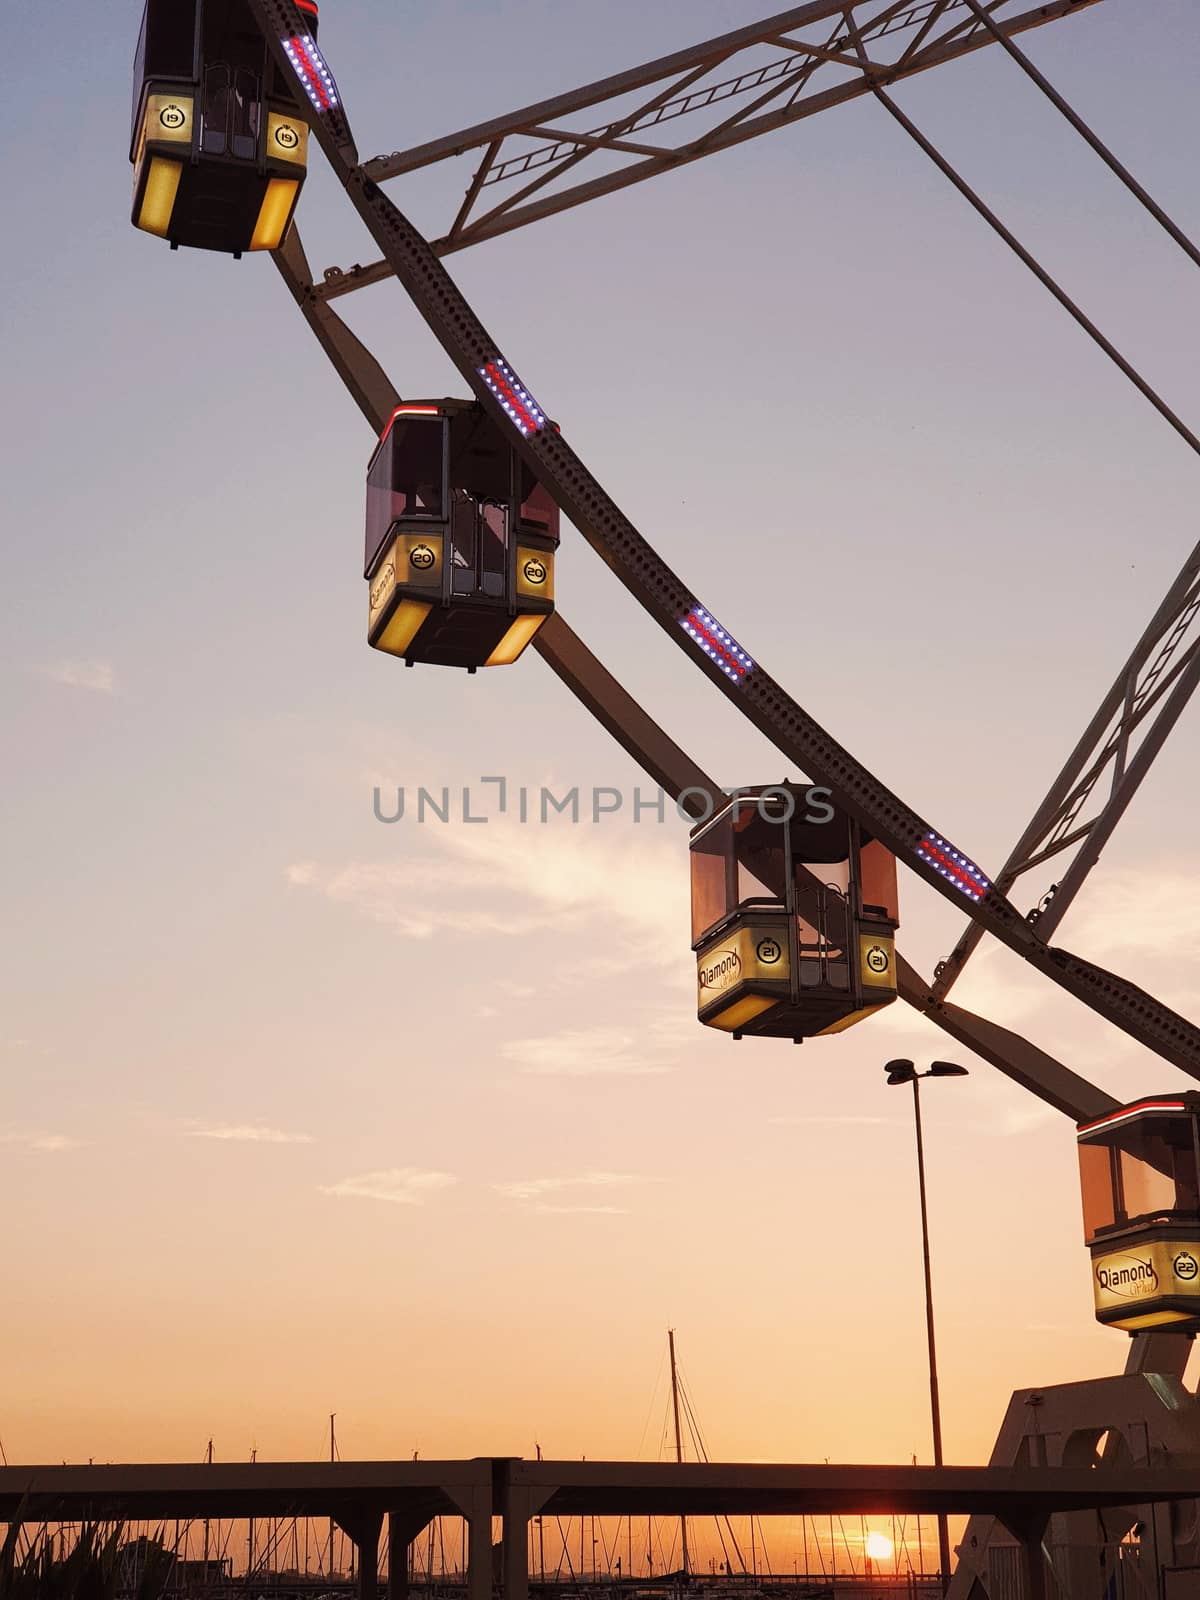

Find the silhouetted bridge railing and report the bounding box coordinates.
[2,1459,1195,1600]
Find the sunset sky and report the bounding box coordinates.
[3,0,1200,1553]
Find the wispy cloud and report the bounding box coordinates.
[950,946,1053,1032]
[319,1168,457,1206]
[867,1000,959,1042]
[285,820,685,976]
[968,1081,1061,1139]
[496,1171,651,1202]
[496,1172,653,1216]
[1067,870,1200,966]
[285,858,496,939]
[531,1204,632,1215]
[768,1114,900,1128]
[0,1132,82,1152]
[188,1124,314,1145]
[1022,1322,1091,1336]
[502,1026,671,1077]
[35,660,118,694]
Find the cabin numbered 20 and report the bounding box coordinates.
[365,400,560,671]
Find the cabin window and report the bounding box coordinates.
[793,856,849,989]
[138,1,197,79]
[387,421,444,519]
[1078,1142,1119,1243]
[201,64,230,152]
[133,10,149,135]
[230,65,260,159]
[448,496,509,597]
[691,816,733,943]
[480,504,507,597]
[366,417,445,574]
[733,802,785,907]
[859,840,899,922]
[450,495,477,595]
[201,62,260,156]
[518,465,559,536]
[1119,1121,1200,1224]
[133,0,198,139]
[1079,1116,1200,1242]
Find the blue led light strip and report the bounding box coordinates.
[681,606,754,682]
[477,359,546,437]
[916,832,991,902]
[282,34,340,112]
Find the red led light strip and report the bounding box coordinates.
[918,837,985,898]
[288,36,334,108]
[685,611,748,678]
[295,0,319,14]
[1078,1099,1190,1135]
[481,362,541,435]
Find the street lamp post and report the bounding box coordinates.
[885,1059,969,1597]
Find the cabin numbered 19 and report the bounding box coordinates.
[130,0,314,254]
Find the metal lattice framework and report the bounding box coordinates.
[310,0,1105,287]
[234,0,1195,1350]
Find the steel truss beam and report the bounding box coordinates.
[254,0,1200,1082]
[313,0,1104,299]
[933,543,1200,998]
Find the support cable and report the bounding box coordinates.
[865,81,1200,462]
[959,0,1200,274]
[554,1518,577,1583]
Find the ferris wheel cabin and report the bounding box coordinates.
[689,786,899,1041]
[1077,1096,1200,1333]
[365,400,559,670]
[130,0,314,254]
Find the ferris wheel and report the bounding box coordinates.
[128,0,1200,1535]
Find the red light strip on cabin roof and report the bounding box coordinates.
[1077,1099,1190,1136]
[378,405,443,445]
[295,0,319,14]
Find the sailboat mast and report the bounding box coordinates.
[536,1443,546,1583]
[248,1446,257,1580]
[329,1413,337,1579]
[668,1329,689,1576]
[203,1439,212,1578]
